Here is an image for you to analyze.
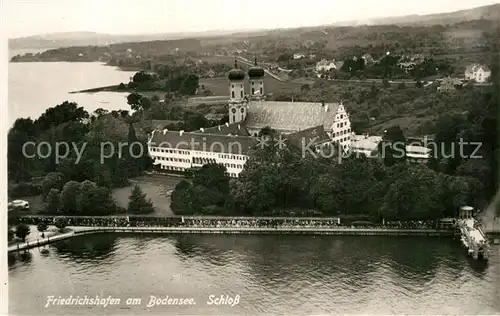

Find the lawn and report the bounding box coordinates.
[15,174,183,217]
[112,174,182,216]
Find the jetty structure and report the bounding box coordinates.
[457,206,490,260]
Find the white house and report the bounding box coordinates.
[316,59,338,72]
[406,145,431,164]
[350,135,383,157]
[293,53,306,60]
[465,64,491,83]
[148,126,254,178]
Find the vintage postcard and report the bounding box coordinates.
[2,0,500,315]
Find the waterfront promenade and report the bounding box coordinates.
[8,225,456,253]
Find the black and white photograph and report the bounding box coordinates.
[1,0,500,315]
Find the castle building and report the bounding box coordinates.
[148,59,352,177]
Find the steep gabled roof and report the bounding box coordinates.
[198,122,250,136]
[285,125,331,149]
[149,130,256,155]
[245,101,340,132]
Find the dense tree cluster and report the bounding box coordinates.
[8,101,152,197]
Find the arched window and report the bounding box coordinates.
[232,91,235,98]
[240,91,243,98]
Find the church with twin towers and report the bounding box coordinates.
[147,58,352,177]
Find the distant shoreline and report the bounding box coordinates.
[69,85,121,94]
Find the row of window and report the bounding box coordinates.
[193,157,216,164]
[336,121,348,128]
[223,163,244,169]
[151,148,190,155]
[161,165,186,172]
[334,129,351,137]
[152,150,248,161]
[335,136,350,143]
[220,154,247,160]
[155,156,190,163]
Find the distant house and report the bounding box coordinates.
[465,64,491,83]
[361,53,375,65]
[350,134,382,157]
[406,145,431,164]
[293,53,306,60]
[316,59,338,72]
[207,69,216,78]
[437,77,462,92]
[398,62,417,73]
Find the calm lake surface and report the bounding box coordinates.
[8,59,136,126]
[8,234,500,315]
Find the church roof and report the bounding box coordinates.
[149,130,256,155]
[228,60,246,81]
[245,101,340,132]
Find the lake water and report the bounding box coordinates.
[8,59,136,126]
[8,234,500,315]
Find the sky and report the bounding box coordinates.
[3,0,500,38]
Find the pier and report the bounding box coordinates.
[458,206,491,260]
[8,226,455,253]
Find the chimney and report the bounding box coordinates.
[179,130,184,136]
[325,104,329,112]
[200,128,204,133]
[225,122,229,127]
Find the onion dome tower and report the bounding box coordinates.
[228,60,247,124]
[248,56,265,96]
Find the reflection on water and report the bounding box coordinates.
[8,234,500,315]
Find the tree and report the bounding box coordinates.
[171,180,193,214]
[127,93,143,108]
[44,188,61,214]
[77,185,117,215]
[41,172,64,198]
[193,164,230,195]
[140,97,152,110]
[128,185,154,214]
[381,165,442,220]
[378,125,406,166]
[15,224,30,242]
[37,221,49,238]
[54,217,68,232]
[59,181,81,215]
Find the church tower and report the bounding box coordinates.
[248,56,265,97]
[228,60,247,124]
